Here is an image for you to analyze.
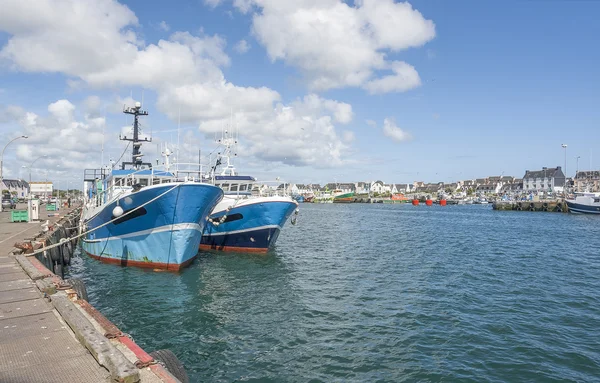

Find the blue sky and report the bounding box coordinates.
[0,0,598,188]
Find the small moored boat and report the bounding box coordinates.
[565,192,600,214]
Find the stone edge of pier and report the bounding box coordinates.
[9,210,182,383]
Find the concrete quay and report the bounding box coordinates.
[492,199,568,212]
[0,204,183,383]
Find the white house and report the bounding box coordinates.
[522,166,565,192]
[370,180,385,194]
[0,179,29,199]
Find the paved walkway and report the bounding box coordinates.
[0,205,112,382]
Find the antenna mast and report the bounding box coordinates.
[120,101,152,170]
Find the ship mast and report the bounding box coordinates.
[120,102,152,170]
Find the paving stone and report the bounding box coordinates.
[0,288,40,304]
[0,298,51,320]
[0,272,28,282]
[0,279,34,292]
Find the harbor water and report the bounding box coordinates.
[67,204,600,382]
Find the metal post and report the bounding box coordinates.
[561,144,568,193]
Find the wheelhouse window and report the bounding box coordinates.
[230,184,238,192]
[240,184,247,191]
[221,183,230,192]
[138,178,149,187]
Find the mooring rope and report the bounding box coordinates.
[29,183,182,256]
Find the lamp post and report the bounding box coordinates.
[27,155,48,196]
[0,135,28,185]
[575,156,581,192]
[561,144,567,193]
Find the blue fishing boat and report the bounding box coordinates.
[80,102,223,270]
[200,136,298,253]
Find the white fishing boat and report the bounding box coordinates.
[565,192,600,214]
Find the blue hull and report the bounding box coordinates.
[81,183,223,270]
[566,201,600,214]
[200,200,297,252]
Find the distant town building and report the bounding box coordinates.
[0,179,29,198]
[370,181,385,194]
[574,170,600,192]
[522,167,565,192]
[29,181,54,197]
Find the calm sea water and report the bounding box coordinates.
[68,204,600,382]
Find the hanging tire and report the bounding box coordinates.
[66,278,88,301]
[150,349,189,383]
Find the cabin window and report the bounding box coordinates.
[138,178,149,187]
[153,178,161,185]
[240,184,247,191]
[114,178,123,187]
[221,184,229,191]
[230,184,238,192]
[595,198,600,203]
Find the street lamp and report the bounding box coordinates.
[27,155,48,194]
[561,144,567,192]
[1,134,28,185]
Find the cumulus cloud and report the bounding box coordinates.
[363,61,421,94]
[0,0,355,168]
[227,0,434,93]
[158,21,170,31]
[1,100,114,181]
[342,130,355,143]
[234,39,250,54]
[382,118,411,142]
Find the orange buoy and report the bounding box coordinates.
[425,199,433,206]
[440,199,447,206]
[412,199,419,206]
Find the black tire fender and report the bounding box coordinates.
[149,349,189,383]
[66,278,88,301]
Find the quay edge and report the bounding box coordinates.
[492,200,569,213]
[6,206,186,383]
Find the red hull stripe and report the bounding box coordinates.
[84,251,195,271]
[199,244,269,253]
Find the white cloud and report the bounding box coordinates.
[363,61,421,94]
[234,39,250,54]
[159,21,170,32]
[3,100,114,182]
[382,118,411,142]
[233,0,434,93]
[0,0,355,168]
[342,130,355,143]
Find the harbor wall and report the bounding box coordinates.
[9,207,186,383]
[492,200,568,212]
